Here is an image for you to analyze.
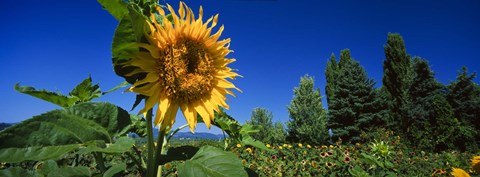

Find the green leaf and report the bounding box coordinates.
[103,163,126,177]
[69,75,102,103]
[0,144,80,163]
[177,146,247,177]
[77,137,135,154]
[14,83,77,108]
[111,6,148,84]
[348,166,371,177]
[0,167,31,177]
[48,167,91,177]
[239,124,261,135]
[0,102,131,148]
[98,0,128,21]
[103,81,129,95]
[241,136,273,152]
[159,145,199,164]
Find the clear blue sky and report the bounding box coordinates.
[1,0,479,134]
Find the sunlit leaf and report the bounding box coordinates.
[0,102,131,148]
[0,144,79,163]
[0,167,31,177]
[103,81,130,95]
[69,75,102,103]
[98,0,128,21]
[177,146,247,177]
[77,137,135,154]
[14,83,77,108]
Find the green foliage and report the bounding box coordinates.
[0,102,131,148]
[446,66,480,151]
[287,75,327,145]
[246,108,286,144]
[176,146,247,177]
[327,49,388,143]
[98,0,128,21]
[14,76,127,108]
[382,33,413,135]
[0,144,80,163]
[325,53,338,106]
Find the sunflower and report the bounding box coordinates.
[472,156,480,174]
[451,168,471,177]
[126,2,240,132]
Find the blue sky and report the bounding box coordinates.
[1,0,479,134]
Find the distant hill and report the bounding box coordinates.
[171,132,224,140]
[0,123,15,131]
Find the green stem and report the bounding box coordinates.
[146,109,155,177]
[153,129,167,177]
[166,124,189,143]
[132,145,146,169]
[93,152,106,173]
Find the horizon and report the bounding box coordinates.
[1,0,479,134]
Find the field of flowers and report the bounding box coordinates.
[160,130,479,177]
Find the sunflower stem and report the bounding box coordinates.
[153,129,167,177]
[145,109,155,177]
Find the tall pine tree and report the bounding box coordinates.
[287,75,327,145]
[325,53,338,106]
[327,49,388,143]
[247,108,275,143]
[382,33,413,134]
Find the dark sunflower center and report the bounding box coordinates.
[157,38,215,103]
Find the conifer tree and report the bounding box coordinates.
[446,67,480,151]
[406,58,457,151]
[382,33,413,134]
[287,75,327,145]
[325,53,338,106]
[327,49,388,143]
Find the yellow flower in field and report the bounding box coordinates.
[451,168,471,177]
[278,146,283,150]
[126,2,240,132]
[311,161,318,168]
[236,144,242,148]
[307,144,311,148]
[283,144,288,147]
[321,145,327,149]
[432,169,446,176]
[245,148,253,153]
[472,156,480,174]
[298,143,303,148]
[266,144,271,148]
[164,163,172,170]
[241,159,247,166]
[288,145,292,149]
[329,145,334,148]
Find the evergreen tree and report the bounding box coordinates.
[446,67,480,151]
[327,49,388,143]
[325,53,338,106]
[382,33,413,134]
[247,108,274,143]
[287,75,327,145]
[406,58,457,151]
[272,122,287,143]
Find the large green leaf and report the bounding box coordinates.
[103,163,127,177]
[176,146,247,177]
[14,83,77,108]
[0,144,80,163]
[98,0,128,21]
[159,145,199,165]
[0,102,131,148]
[48,167,91,177]
[0,167,31,177]
[77,137,135,154]
[69,75,102,103]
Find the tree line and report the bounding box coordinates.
[246,33,480,152]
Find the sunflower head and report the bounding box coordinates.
[472,156,480,174]
[126,2,240,132]
[451,168,471,177]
